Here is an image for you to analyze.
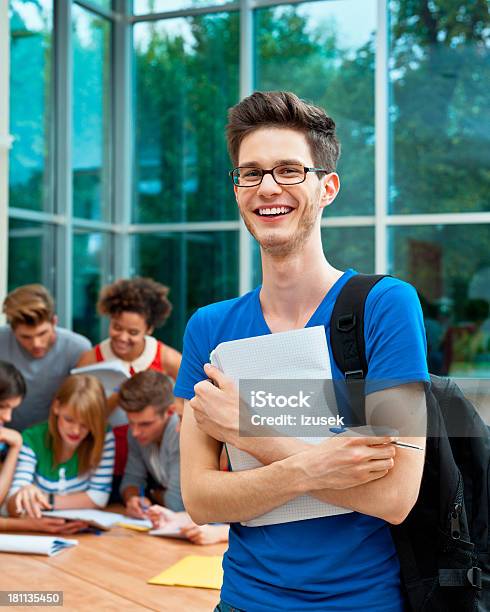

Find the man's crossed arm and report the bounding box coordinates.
[181,364,426,526]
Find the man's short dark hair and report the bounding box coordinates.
[119,370,174,415]
[226,90,341,171]
[0,360,26,402]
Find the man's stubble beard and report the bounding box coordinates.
[240,188,322,258]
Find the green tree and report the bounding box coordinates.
[390,0,490,214]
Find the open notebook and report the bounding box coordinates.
[0,534,78,557]
[70,361,130,428]
[70,361,129,395]
[210,325,352,527]
[42,509,151,531]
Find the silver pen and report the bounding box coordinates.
[391,440,424,451]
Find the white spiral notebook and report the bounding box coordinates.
[210,325,352,527]
[0,534,78,557]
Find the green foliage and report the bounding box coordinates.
[390,0,490,213]
[133,13,239,224]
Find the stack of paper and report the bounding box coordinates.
[210,326,352,527]
[148,555,223,589]
[0,534,78,557]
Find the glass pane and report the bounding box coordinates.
[134,1,232,14]
[8,219,55,293]
[72,231,112,343]
[255,0,377,216]
[132,231,238,351]
[389,1,490,214]
[322,226,374,273]
[133,13,239,223]
[390,225,490,377]
[252,226,374,287]
[9,0,53,212]
[72,6,112,221]
[81,0,112,10]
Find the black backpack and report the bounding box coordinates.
[330,273,490,612]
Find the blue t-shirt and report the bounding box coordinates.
[175,269,429,612]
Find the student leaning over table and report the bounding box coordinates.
[0,361,78,534]
[176,91,428,611]
[119,370,229,546]
[0,284,91,432]
[118,370,184,516]
[6,374,115,531]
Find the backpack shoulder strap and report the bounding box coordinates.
[330,273,387,378]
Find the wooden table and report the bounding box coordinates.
[0,522,227,611]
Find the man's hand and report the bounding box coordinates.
[0,427,22,449]
[126,495,151,519]
[297,433,398,491]
[180,523,229,545]
[14,485,51,518]
[189,364,240,445]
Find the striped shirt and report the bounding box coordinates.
[9,422,115,507]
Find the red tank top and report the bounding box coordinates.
[94,340,165,376]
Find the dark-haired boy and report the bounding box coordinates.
[177,91,428,611]
[119,370,184,518]
[0,285,91,431]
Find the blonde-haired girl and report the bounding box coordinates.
[7,375,114,521]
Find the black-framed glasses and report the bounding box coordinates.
[229,164,328,187]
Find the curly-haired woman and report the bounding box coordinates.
[76,277,182,496]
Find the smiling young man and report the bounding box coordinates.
[119,370,184,518]
[175,92,429,612]
[0,285,91,431]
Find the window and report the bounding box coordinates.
[72,230,112,342]
[72,5,112,221]
[389,0,490,214]
[6,0,489,379]
[133,1,233,15]
[132,231,238,350]
[8,219,55,294]
[133,13,239,223]
[9,0,53,213]
[390,224,490,376]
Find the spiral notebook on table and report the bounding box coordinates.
[210,325,352,527]
[0,534,78,557]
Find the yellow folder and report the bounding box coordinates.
[148,555,223,590]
